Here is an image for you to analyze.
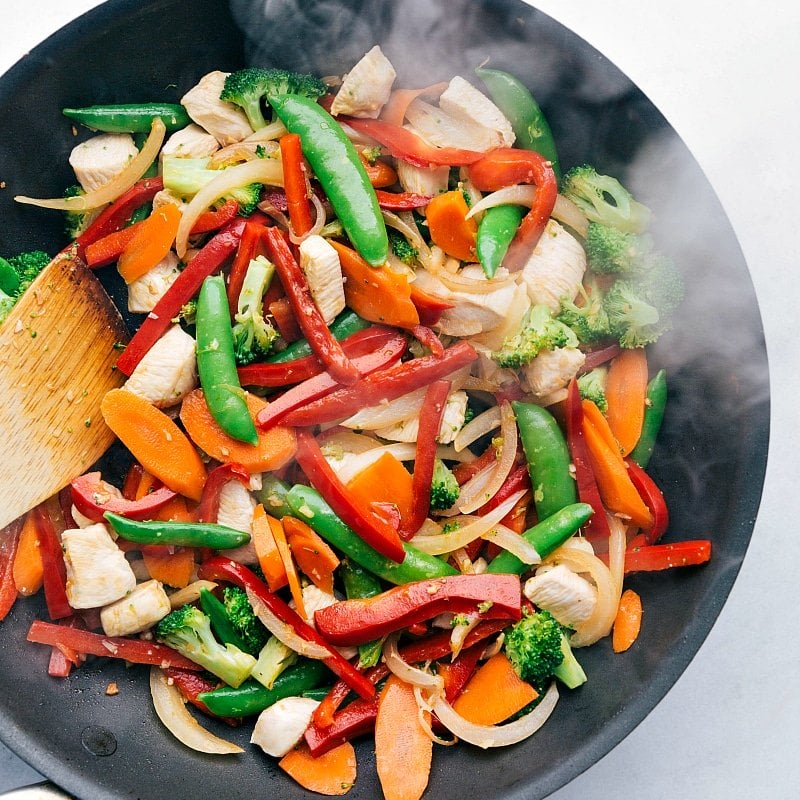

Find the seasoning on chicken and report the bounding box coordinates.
[68,133,139,192]
[330,45,397,119]
[100,579,172,637]
[299,235,346,324]
[127,252,181,314]
[523,564,598,629]
[438,76,515,148]
[160,123,221,161]
[181,71,253,145]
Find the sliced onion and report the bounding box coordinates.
[552,194,589,238]
[243,119,288,143]
[482,523,540,565]
[606,513,627,599]
[450,612,480,658]
[247,590,332,660]
[168,580,218,609]
[464,184,536,219]
[453,405,501,452]
[16,118,166,211]
[383,634,444,694]
[430,266,515,295]
[413,686,457,746]
[210,141,275,168]
[176,157,285,257]
[430,682,559,748]
[320,429,384,457]
[149,667,243,754]
[382,209,433,268]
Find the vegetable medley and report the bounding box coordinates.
[2,44,713,798]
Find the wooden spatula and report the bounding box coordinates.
[0,253,129,529]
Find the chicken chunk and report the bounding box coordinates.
[439,76,516,148]
[251,696,321,757]
[396,160,450,197]
[330,45,396,119]
[161,123,220,160]
[63,523,136,609]
[127,252,181,314]
[181,71,253,145]
[216,479,256,535]
[100,579,171,637]
[523,564,598,629]
[373,390,468,444]
[299,235,346,324]
[519,219,586,311]
[521,346,586,398]
[123,325,197,408]
[69,133,139,192]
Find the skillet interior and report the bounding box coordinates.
[0,1,769,798]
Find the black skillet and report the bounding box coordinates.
[0,1,769,798]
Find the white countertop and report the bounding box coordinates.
[1,2,798,798]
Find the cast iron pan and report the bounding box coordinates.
[0,1,769,798]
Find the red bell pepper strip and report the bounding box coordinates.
[33,505,72,621]
[410,325,444,357]
[580,342,622,374]
[305,694,381,756]
[116,218,247,376]
[58,487,79,533]
[314,573,522,647]
[282,341,478,427]
[226,217,269,318]
[70,471,178,524]
[374,190,431,210]
[343,117,486,168]
[27,620,203,670]
[46,616,86,678]
[0,516,22,621]
[312,661,386,730]
[193,463,251,524]
[84,223,141,269]
[625,458,669,544]
[164,667,240,726]
[294,430,406,564]
[453,445,497,485]
[565,379,611,544]
[280,133,314,236]
[256,333,407,432]
[190,199,239,235]
[622,540,712,573]
[262,227,360,387]
[439,641,484,704]
[237,326,397,388]
[475,464,531,517]
[197,557,375,701]
[268,296,303,343]
[122,463,145,501]
[468,148,558,272]
[408,285,453,327]
[400,379,451,540]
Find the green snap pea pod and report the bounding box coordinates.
[198,659,329,717]
[196,275,258,444]
[198,588,251,653]
[269,94,389,266]
[486,502,593,575]
[341,558,384,668]
[256,475,293,519]
[266,309,370,364]
[476,66,560,179]
[302,687,334,702]
[476,205,525,278]
[513,401,577,520]
[103,512,249,549]
[629,369,668,468]
[285,485,458,585]
[62,103,191,134]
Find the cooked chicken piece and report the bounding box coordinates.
[470,283,530,351]
[151,188,187,213]
[373,390,468,444]
[69,505,96,529]
[217,480,256,535]
[181,71,253,145]
[251,696,321,757]
[62,523,136,609]
[524,564,598,629]
[405,101,500,152]
[100,579,172,637]
[123,325,197,408]
[299,235,346,323]
[69,133,139,192]
[330,45,396,118]
[519,220,586,311]
[439,76,516,148]
[521,346,586,398]
[160,123,220,160]
[396,159,450,197]
[127,252,181,314]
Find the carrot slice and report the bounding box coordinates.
[117,203,182,284]
[12,510,44,597]
[605,349,648,456]
[452,652,537,725]
[613,588,643,652]
[283,516,340,595]
[135,469,159,500]
[101,389,207,502]
[142,547,195,588]
[425,190,478,261]
[345,452,414,530]
[180,388,297,473]
[252,506,288,592]
[279,741,356,796]
[359,152,398,188]
[375,675,433,800]
[268,515,306,621]
[581,398,621,453]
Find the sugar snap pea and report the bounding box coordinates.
[629,369,668,468]
[63,103,190,133]
[103,512,249,550]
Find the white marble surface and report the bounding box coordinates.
[1,1,798,798]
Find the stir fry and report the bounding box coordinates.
[1,45,712,798]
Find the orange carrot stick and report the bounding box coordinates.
[359,151,398,188]
[252,506,288,592]
[581,398,621,453]
[283,516,340,595]
[142,548,196,589]
[101,389,207,502]
[375,675,433,800]
[425,190,478,261]
[613,588,643,652]
[117,203,182,284]
[268,515,306,621]
[345,452,414,530]
[279,741,356,796]
[12,510,44,596]
[605,348,649,456]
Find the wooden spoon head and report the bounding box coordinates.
[0,251,129,528]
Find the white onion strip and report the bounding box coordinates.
[552,194,589,238]
[168,580,218,609]
[16,118,166,211]
[149,667,243,754]
[450,612,480,658]
[176,157,285,257]
[606,513,627,600]
[382,209,433,269]
[243,119,289,143]
[429,682,559,749]
[430,266,515,295]
[383,634,444,693]
[453,405,501,452]
[464,184,537,219]
[413,686,457,746]
[247,590,332,660]
[482,523,540,565]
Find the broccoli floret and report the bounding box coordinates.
[251,635,298,689]
[232,255,279,365]
[172,299,197,326]
[62,185,95,240]
[584,221,652,274]
[388,229,419,266]
[220,67,327,131]
[8,250,50,292]
[162,156,262,216]
[155,604,257,688]
[557,280,613,344]
[561,165,651,234]
[493,303,579,369]
[577,367,608,413]
[430,459,460,512]
[0,289,16,325]
[222,586,270,656]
